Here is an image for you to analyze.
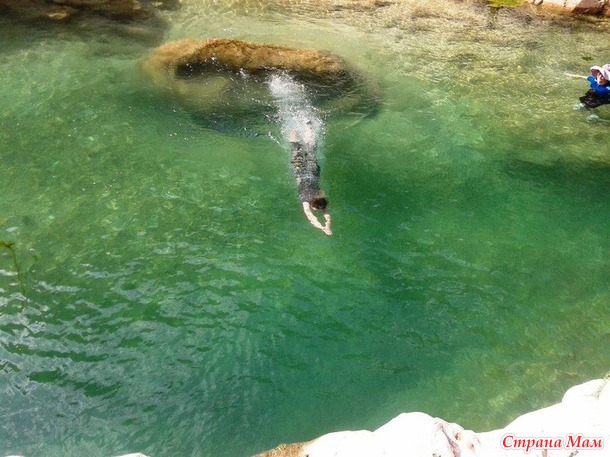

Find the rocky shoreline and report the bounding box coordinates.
[536,0,610,16]
[0,0,609,26]
[256,376,610,456]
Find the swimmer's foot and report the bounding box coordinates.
[303,120,317,147]
[288,130,299,144]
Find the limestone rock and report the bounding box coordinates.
[303,414,481,457]
[139,38,380,124]
[256,377,610,457]
[255,413,481,457]
[255,442,310,457]
[479,378,610,456]
[140,38,350,83]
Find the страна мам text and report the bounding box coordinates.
[502,433,604,453]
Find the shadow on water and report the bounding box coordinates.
[175,71,381,138]
[137,35,383,137]
[499,157,610,221]
[156,68,381,146]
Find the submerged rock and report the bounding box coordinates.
[0,0,157,22]
[139,38,380,130]
[255,442,310,457]
[256,377,610,456]
[140,38,356,86]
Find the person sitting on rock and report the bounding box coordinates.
[288,128,332,236]
[566,64,610,109]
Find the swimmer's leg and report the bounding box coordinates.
[288,130,300,147]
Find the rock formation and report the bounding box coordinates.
[140,38,353,86]
[1,0,608,28]
[139,38,380,124]
[529,0,610,16]
[256,377,610,457]
[0,0,158,22]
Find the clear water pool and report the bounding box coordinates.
[0,2,609,456]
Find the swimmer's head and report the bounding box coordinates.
[591,65,610,85]
[310,192,328,211]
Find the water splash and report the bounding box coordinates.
[267,72,324,149]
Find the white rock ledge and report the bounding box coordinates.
[256,377,610,457]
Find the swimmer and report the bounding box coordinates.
[566,64,610,109]
[289,129,332,236]
[302,193,332,236]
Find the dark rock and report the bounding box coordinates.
[0,0,157,23]
[140,38,352,82]
[139,38,381,132]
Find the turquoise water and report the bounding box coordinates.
[1,3,609,457]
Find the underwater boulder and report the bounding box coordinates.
[0,0,157,22]
[139,38,380,130]
[140,38,348,80]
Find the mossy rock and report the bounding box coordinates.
[139,38,380,127]
[140,38,358,88]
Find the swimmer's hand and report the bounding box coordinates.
[322,213,332,236]
[565,73,587,80]
[303,202,333,236]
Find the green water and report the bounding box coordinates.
[1,3,609,457]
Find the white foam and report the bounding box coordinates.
[268,72,324,148]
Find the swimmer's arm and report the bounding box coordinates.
[597,84,610,94]
[302,202,332,235]
[565,73,588,80]
[303,202,324,229]
[323,211,332,235]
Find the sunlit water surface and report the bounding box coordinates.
[0,2,609,457]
